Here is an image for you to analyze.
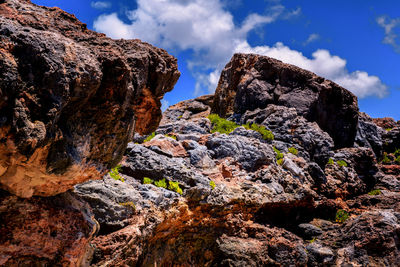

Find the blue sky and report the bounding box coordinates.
[33,0,400,119]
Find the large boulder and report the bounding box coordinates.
[212,53,359,149]
[0,0,180,197]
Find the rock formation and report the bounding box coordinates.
[213,54,359,149]
[0,1,399,266]
[0,0,180,197]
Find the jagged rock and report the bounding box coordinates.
[0,189,98,266]
[298,223,323,239]
[213,53,359,148]
[0,0,179,197]
[160,94,214,125]
[122,143,210,190]
[143,135,188,158]
[306,242,334,266]
[206,133,275,171]
[241,105,334,166]
[336,210,400,266]
[355,112,383,156]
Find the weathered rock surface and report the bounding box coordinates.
[213,53,359,148]
[0,0,179,197]
[0,189,98,266]
[1,5,399,264]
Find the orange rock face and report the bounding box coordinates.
[0,0,179,197]
[0,191,98,266]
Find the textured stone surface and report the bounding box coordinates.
[0,0,179,197]
[0,190,98,266]
[213,53,359,148]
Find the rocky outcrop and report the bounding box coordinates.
[212,53,359,148]
[0,189,98,266]
[0,0,180,197]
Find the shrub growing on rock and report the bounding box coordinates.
[143,177,154,184]
[143,132,156,143]
[335,209,349,223]
[273,147,284,160]
[243,123,274,141]
[337,160,348,167]
[288,147,298,155]
[154,178,167,189]
[381,152,391,164]
[208,114,239,134]
[168,181,183,195]
[368,189,382,196]
[210,180,216,190]
[109,165,124,182]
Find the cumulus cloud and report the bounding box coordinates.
[91,1,111,10]
[93,0,387,99]
[377,15,400,53]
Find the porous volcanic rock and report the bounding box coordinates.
[0,0,180,197]
[212,53,359,148]
[0,189,98,266]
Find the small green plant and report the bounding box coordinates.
[168,180,183,195]
[368,189,382,196]
[385,128,392,132]
[208,114,239,134]
[308,237,317,243]
[273,147,284,160]
[209,180,216,190]
[143,132,156,143]
[154,178,167,189]
[277,158,284,166]
[143,177,154,184]
[288,147,298,155]
[243,123,274,141]
[337,160,348,167]
[335,209,349,223]
[396,156,400,164]
[381,152,391,164]
[327,158,334,165]
[119,202,136,211]
[165,134,177,140]
[394,149,400,157]
[109,165,124,182]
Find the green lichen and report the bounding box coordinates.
[327,158,334,165]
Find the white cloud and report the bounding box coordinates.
[94,13,131,39]
[377,15,400,53]
[91,1,111,10]
[303,33,319,45]
[93,0,388,99]
[234,41,388,98]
